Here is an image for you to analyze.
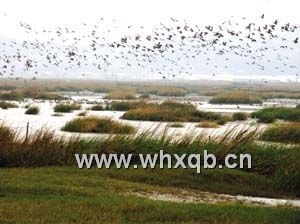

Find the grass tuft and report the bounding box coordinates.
[25,106,40,115]
[61,116,136,134]
[122,101,226,123]
[54,103,81,113]
[0,101,18,109]
[252,107,300,123]
[232,112,249,121]
[89,105,104,111]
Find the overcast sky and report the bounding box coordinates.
[1,0,300,31]
[0,0,300,81]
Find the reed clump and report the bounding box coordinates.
[54,103,81,113]
[122,101,226,123]
[0,101,18,109]
[89,105,104,111]
[108,101,147,111]
[0,123,300,196]
[232,112,249,121]
[105,90,136,100]
[261,122,300,144]
[61,116,136,134]
[25,106,40,115]
[252,107,300,123]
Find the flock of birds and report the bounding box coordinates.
[0,11,300,82]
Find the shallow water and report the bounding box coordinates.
[0,98,264,139]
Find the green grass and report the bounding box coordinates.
[54,103,81,113]
[1,122,300,223]
[61,116,136,134]
[122,101,226,123]
[25,106,40,115]
[210,92,263,104]
[252,107,300,123]
[1,167,300,224]
[1,124,300,197]
[261,122,300,144]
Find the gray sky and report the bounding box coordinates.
[1,0,300,28]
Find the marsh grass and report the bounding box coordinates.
[108,101,147,111]
[137,86,187,96]
[210,92,262,104]
[105,90,136,100]
[25,106,40,115]
[122,101,226,123]
[232,112,249,121]
[0,86,64,100]
[61,116,136,134]
[0,123,300,196]
[261,122,300,144]
[54,103,81,113]
[89,105,104,111]
[0,101,18,109]
[252,107,300,123]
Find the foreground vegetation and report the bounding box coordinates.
[61,116,136,134]
[1,124,300,197]
[1,123,300,223]
[1,167,299,224]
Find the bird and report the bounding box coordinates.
[0,12,299,82]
